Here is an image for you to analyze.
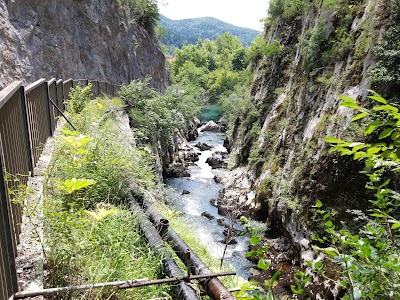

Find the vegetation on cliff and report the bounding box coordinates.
[118,0,160,33]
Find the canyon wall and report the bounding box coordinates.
[0,0,169,91]
[223,0,393,249]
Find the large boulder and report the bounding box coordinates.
[195,142,212,151]
[165,163,190,178]
[206,153,227,169]
[199,121,224,132]
[179,151,199,163]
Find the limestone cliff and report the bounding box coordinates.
[0,0,169,90]
[223,0,394,248]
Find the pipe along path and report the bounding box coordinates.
[128,181,236,300]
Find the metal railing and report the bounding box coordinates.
[0,78,119,299]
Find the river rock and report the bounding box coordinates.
[223,227,241,237]
[201,211,215,220]
[209,198,217,207]
[195,142,212,151]
[217,205,231,216]
[219,237,237,245]
[206,153,227,169]
[179,151,199,163]
[199,121,224,132]
[165,164,190,178]
[213,175,222,184]
[217,218,226,226]
[217,168,255,218]
[182,189,190,195]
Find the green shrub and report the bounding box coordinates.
[119,79,200,147]
[120,0,160,33]
[246,35,282,64]
[44,93,170,299]
[313,93,400,298]
[67,83,93,114]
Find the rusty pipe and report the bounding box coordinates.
[14,272,236,299]
[140,199,236,300]
[129,199,200,300]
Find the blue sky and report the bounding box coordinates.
[157,0,270,31]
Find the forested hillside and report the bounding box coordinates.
[158,15,260,50]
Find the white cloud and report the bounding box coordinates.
[158,0,269,31]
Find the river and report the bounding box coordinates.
[165,130,252,279]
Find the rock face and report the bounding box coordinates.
[0,0,170,90]
[223,0,386,254]
[163,126,199,178]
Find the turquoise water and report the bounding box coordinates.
[199,105,222,122]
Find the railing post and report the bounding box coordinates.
[47,79,57,134]
[0,139,18,299]
[45,80,53,137]
[56,79,64,115]
[20,85,34,175]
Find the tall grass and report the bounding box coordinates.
[42,85,171,299]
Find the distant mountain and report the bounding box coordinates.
[158,15,260,48]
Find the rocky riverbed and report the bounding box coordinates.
[164,120,341,298]
[164,120,254,278]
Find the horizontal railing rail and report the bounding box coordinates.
[0,78,120,299]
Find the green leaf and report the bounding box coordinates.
[257,258,270,270]
[370,213,384,218]
[246,251,257,257]
[379,128,394,139]
[341,102,361,109]
[391,222,400,229]
[270,269,281,282]
[364,124,379,135]
[396,147,400,159]
[352,112,369,121]
[323,212,331,220]
[353,152,366,160]
[314,261,323,268]
[321,247,339,256]
[391,132,400,140]
[367,95,387,104]
[249,235,260,246]
[338,95,356,103]
[57,178,96,194]
[325,137,345,144]
[373,104,399,113]
[366,147,381,156]
[325,220,333,228]
[314,200,323,208]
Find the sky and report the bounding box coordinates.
[157,0,270,31]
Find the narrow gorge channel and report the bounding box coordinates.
[165,128,253,279]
